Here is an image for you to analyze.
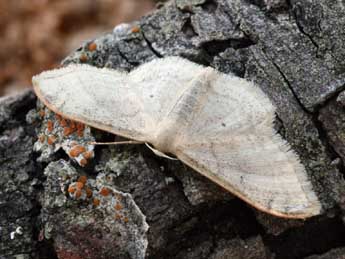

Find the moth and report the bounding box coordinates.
[32,56,322,218]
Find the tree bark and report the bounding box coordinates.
[1,0,345,258]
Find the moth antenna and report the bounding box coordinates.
[89,141,144,145]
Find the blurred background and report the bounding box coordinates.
[0,0,157,96]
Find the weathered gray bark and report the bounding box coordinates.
[1,0,345,258]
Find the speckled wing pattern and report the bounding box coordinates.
[32,57,322,218]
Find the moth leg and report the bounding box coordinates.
[145,143,178,160]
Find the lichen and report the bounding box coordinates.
[41,160,149,259]
[28,100,95,167]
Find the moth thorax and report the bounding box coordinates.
[152,120,180,154]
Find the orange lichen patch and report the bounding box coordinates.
[60,119,67,127]
[83,151,94,160]
[79,54,88,62]
[68,185,76,194]
[77,123,85,136]
[75,189,82,199]
[47,135,56,145]
[47,120,53,132]
[123,217,129,223]
[70,121,76,130]
[39,110,45,117]
[55,114,62,121]
[76,123,85,137]
[38,134,45,143]
[80,158,88,167]
[77,122,85,131]
[69,145,86,157]
[75,181,84,190]
[115,213,122,220]
[63,127,75,136]
[88,42,97,52]
[93,198,100,206]
[114,203,123,211]
[86,188,93,198]
[77,175,87,184]
[131,26,140,33]
[99,187,111,196]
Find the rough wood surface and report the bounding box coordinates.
[1,0,345,258]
